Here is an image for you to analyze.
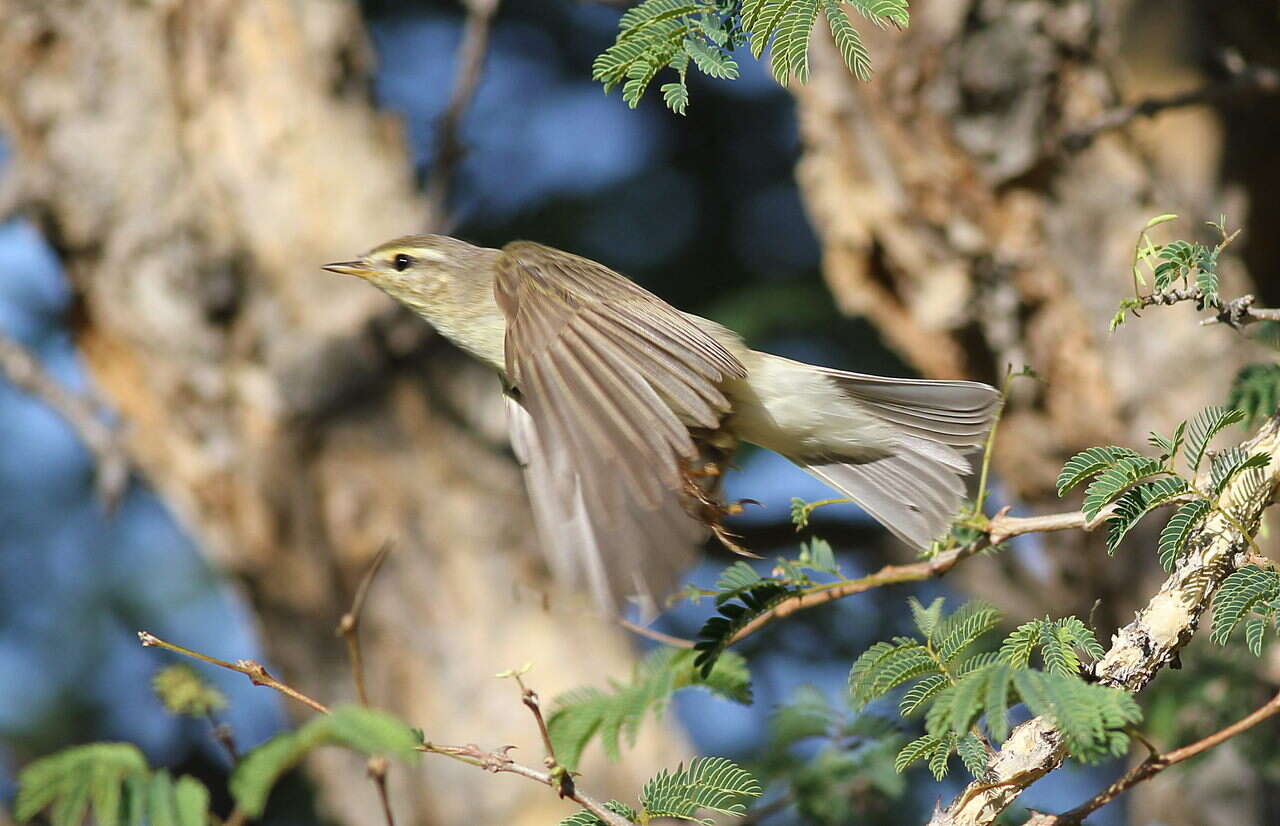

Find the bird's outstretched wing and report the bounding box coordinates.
[494,241,746,614]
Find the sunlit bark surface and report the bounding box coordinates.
[0,2,684,824]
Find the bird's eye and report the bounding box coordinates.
[393,254,413,272]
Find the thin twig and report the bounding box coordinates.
[511,672,575,799]
[1129,281,1280,331]
[208,716,240,763]
[366,756,396,826]
[335,542,397,826]
[727,502,1135,646]
[337,542,394,707]
[1026,689,1280,825]
[139,632,628,826]
[619,618,695,648]
[725,540,989,645]
[1062,61,1280,151]
[0,330,130,509]
[419,741,632,826]
[627,503,1130,651]
[424,0,500,230]
[137,631,330,714]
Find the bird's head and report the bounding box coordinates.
[322,235,495,318]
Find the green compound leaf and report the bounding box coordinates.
[1158,499,1210,570]
[1012,671,1141,764]
[1228,364,1280,428]
[1105,477,1192,553]
[894,733,953,780]
[1185,406,1246,472]
[848,0,910,28]
[998,622,1041,669]
[639,756,762,823]
[1211,566,1280,647]
[849,642,937,708]
[1082,456,1165,521]
[908,596,946,640]
[15,743,151,826]
[933,600,1002,663]
[821,0,872,80]
[1056,446,1142,497]
[956,733,989,779]
[548,648,751,769]
[684,37,740,80]
[230,706,419,818]
[1209,449,1269,497]
[899,673,949,718]
[660,81,690,115]
[558,800,639,826]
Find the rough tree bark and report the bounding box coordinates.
[791,0,1263,620]
[0,2,683,825]
[788,0,1272,822]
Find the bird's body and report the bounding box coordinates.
[325,236,998,614]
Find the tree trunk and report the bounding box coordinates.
[790,0,1258,624]
[788,1,1269,822]
[0,2,683,824]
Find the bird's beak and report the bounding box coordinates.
[322,261,372,279]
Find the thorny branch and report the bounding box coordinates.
[336,543,396,826]
[1024,688,1280,825]
[138,631,331,714]
[622,503,1128,650]
[337,542,394,707]
[136,631,631,826]
[420,742,633,826]
[510,670,576,799]
[724,505,1113,644]
[926,414,1280,826]
[1062,58,1280,151]
[0,330,129,509]
[423,0,500,230]
[1134,285,1280,330]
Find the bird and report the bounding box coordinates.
[324,236,999,615]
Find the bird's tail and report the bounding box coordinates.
[752,356,999,547]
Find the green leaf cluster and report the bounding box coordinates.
[849,599,1139,778]
[1056,405,1264,565]
[559,801,639,826]
[593,0,909,113]
[998,616,1104,676]
[151,664,227,717]
[559,756,761,825]
[547,647,752,770]
[1211,565,1280,656]
[15,695,421,826]
[1116,214,1235,329]
[762,685,905,823]
[14,744,209,826]
[692,562,801,676]
[231,706,421,817]
[1228,364,1280,428]
[1153,238,1220,300]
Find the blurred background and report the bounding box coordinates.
[1,1,1279,824]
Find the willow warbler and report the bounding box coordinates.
[325,237,998,613]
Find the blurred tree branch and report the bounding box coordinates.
[424,0,501,231]
[0,329,128,509]
[0,2,683,820]
[137,630,631,826]
[1062,56,1280,151]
